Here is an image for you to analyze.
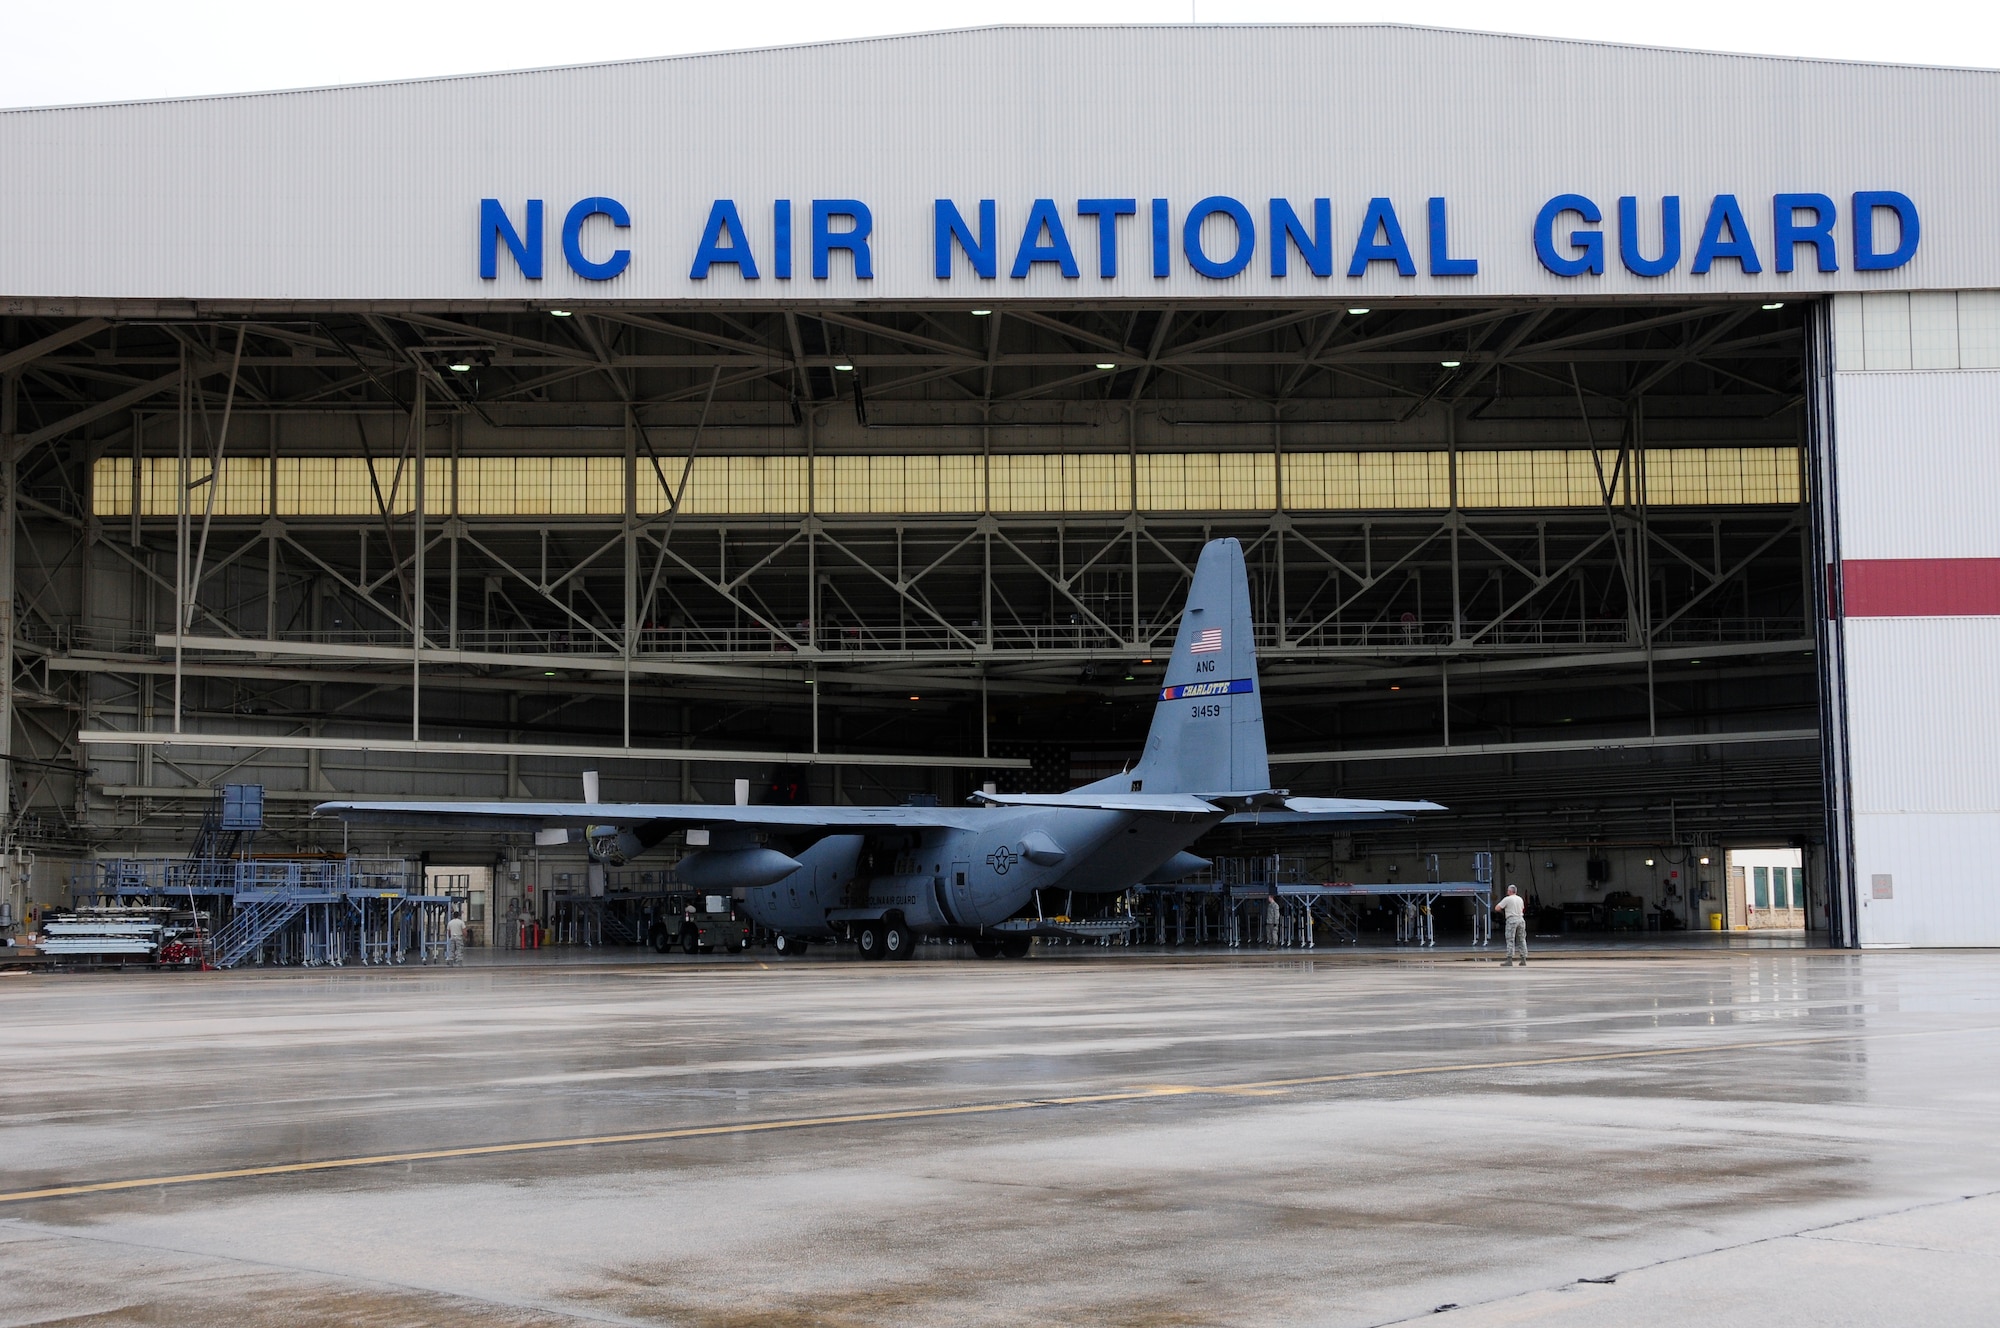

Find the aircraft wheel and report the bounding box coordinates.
[856,923,885,960]
[882,920,915,959]
[772,933,801,956]
[971,940,1000,959]
[999,936,1032,959]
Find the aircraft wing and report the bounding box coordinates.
[967,792,1224,814]
[314,800,985,833]
[1220,796,1446,825]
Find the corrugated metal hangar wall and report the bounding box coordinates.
[0,25,1993,943]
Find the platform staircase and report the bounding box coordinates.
[209,895,307,968]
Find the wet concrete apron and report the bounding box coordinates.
[2,949,1995,1326]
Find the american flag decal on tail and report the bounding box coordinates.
[1189,627,1223,654]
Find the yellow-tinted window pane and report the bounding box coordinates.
[1136,453,1181,510]
[588,455,624,513]
[278,460,402,516]
[1069,453,1127,510]
[992,454,1126,512]
[673,455,806,515]
[989,453,1046,512]
[95,447,1806,519]
[92,456,132,516]
[1455,451,1498,507]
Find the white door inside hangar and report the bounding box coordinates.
[1814,291,2000,947]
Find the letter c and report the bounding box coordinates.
[563,197,632,281]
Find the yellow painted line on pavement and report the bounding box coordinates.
[0,1029,1926,1206]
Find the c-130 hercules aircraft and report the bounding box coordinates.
[320,539,1441,958]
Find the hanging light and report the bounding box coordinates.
[549,309,573,318]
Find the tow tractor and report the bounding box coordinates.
[648,894,752,955]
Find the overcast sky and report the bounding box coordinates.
[0,0,1994,108]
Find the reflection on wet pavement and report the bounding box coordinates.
[1,949,1995,1325]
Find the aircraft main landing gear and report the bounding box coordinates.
[858,920,915,960]
[772,933,809,957]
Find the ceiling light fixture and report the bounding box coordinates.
[971,309,992,316]
[1440,359,1462,368]
[1097,362,1117,370]
[834,362,854,371]
[1389,684,1401,691]
[1348,307,1370,315]
[549,309,573,317]
[1140,658,1153,664]
[448,359,472,372]
[909,694,921,701]
[1762,302,1784,310]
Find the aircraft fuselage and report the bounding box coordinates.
[741,806,1218,940]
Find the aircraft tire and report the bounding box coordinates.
[856,923,885,960]
[773,935,809,957]
[971,940,1000,959]
[999,937,1032,959]
[882,920,915,959]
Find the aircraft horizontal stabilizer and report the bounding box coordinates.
[1221,795,1445,825]
[967,791,1224,813]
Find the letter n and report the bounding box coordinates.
[481,199,543,279]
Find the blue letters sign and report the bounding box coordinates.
[478,192,1919,285]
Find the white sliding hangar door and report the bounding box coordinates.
[1821,293,2000,946]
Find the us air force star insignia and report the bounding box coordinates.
[986,846,1018,875]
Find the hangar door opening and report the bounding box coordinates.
[18,298,1824,945]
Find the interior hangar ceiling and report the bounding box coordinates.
[0,296,1819,849]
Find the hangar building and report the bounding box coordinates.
[0,25,1991,946]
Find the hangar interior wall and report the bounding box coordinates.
[1831,293,2000,946]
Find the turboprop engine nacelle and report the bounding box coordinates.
[585,827,649,866]
[678,847,803,891]
[1146,852,1211,883]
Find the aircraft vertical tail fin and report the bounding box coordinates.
[1079,537,1270,797]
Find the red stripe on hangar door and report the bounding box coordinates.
[1842,559,2000,617]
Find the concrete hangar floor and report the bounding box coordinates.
[3,946,1996,1327]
